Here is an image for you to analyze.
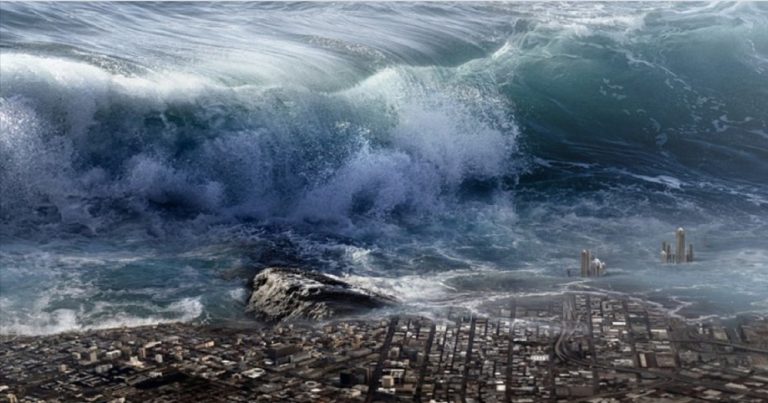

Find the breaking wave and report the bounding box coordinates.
[0,52,518,235]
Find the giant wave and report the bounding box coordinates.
[1,2,767,334]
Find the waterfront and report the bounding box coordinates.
[3,293,768,402]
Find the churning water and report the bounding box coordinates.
[1,2,767,334]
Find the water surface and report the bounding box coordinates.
[1,2,767,334]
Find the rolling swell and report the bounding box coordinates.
[504,2,768,184]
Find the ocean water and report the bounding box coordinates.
[1,2,767,335]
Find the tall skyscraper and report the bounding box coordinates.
[675,227,685,264]
[580,250,590,277]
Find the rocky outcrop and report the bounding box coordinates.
[246,267,397,322]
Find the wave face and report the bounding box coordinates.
[2,2,768,334]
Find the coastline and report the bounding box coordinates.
[3,293,768,402]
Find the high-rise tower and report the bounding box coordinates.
[675,227,685,264]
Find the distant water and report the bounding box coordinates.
[1,2,767,335]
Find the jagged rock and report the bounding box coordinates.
[246,267,397,322]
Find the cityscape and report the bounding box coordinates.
[3,293,768,402]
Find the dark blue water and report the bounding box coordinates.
[1,2,767,334]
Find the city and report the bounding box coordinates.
[3,293,768,402]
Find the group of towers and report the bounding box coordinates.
[579,249,606,278]
[577,227,694,277]
[661,227,694,264]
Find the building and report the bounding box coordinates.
[662,227,694,264]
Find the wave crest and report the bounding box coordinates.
[0,55,519,234]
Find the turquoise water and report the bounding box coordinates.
[1,2,767,334]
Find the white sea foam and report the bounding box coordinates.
[228,288,247,302]
[0,297,203,336]
[625,173,684,189]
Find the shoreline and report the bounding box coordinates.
[2,287,764,340]
[3,292,768,402]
